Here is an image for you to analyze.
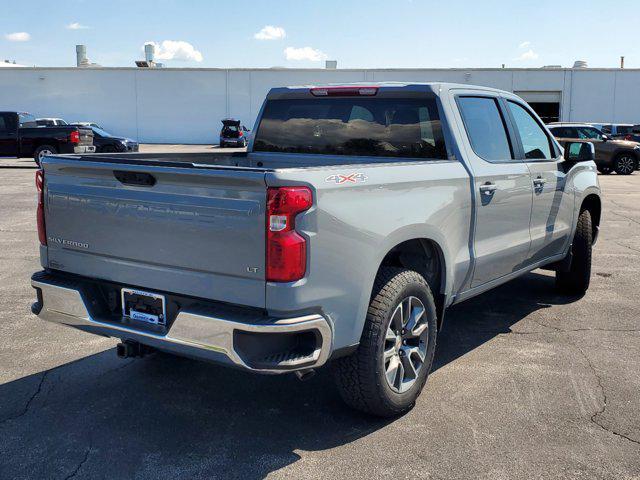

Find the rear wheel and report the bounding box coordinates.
[33,145,57,165]
[556,209,592,294]
[614,154,637,175]
[333,267,438,417]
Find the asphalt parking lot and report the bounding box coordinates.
[1,151,639,479]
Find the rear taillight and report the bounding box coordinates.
[625,135,633,141]
[35,169,46,246]
[69,130,80,144]
[266,186,312,282]
[238,130,244,137]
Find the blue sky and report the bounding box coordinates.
[2,0,639,68]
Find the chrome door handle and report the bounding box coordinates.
[479,183,497,195]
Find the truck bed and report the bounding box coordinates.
[61,151,426,170]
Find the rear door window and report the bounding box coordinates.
[457,96,513,161]
[549,127,576,138]
[253,97,447,159]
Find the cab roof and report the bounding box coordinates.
[266,82,511,99]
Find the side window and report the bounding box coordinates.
[507,101,553,160]
[601,125,612,134]
[549,127,571,138]
[563,128,578,138]
[576,127,602,140]
[457,96,513,161]
[0,113,17,131]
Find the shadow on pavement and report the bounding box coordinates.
[0,271,580,479]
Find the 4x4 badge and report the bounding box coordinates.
[325,173,368,184]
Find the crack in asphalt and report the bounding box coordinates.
[524,319,640,334]
[572,343,640,447]
[63,441,93,480]
[0,356,136,426]
[608,208,640,227]
[0,371,48,424]
[615,241,640,255]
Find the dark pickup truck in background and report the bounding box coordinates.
[0,111,95,163]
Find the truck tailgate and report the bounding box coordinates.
[43,158,267,308]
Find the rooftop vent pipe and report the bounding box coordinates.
[144,44,155,63]
[76,45,88,67]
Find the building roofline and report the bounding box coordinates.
[1,66,639,73]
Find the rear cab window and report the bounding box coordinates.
[18,113,36,128]
[253,96,447,160]
[456,96,513,162]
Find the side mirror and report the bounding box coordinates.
[564,141,595,163]
[602,134,610,142]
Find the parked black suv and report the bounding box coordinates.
[0,112,95,164]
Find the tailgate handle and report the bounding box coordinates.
[114,171,156,187]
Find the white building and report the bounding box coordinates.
[0,66,638,144]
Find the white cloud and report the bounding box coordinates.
[144,40,203,62]
[519,41,531,49]
[67,22,90,30]
[516,48,539,61]
[5,32,30,42]
[254,25,286,40]
[284,46,327,62]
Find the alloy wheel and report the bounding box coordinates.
[383,296,429,393]
[617,156,635,174]
[38,149,53,161]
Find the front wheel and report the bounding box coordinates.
[556,209,592,294]
[614,154,637,175]
[333,267,438,417]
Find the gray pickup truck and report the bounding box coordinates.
[31,83,601,416]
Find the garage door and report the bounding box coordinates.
[514,91,562,124]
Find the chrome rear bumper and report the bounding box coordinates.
[31,273,332,373]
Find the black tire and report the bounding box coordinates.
[614,154,637,175]
[33,144,57,164]
[556,209,592,294]
[219,142,226,148]
[333,267,438,417]
[597,166,612,175]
